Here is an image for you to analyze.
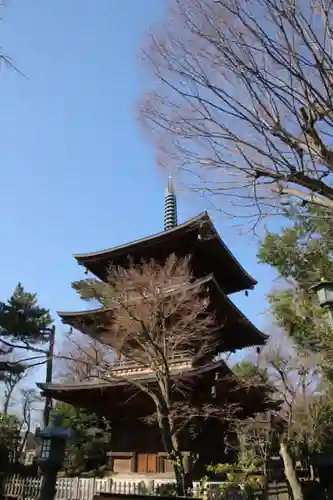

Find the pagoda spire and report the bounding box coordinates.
[164,174,178,231]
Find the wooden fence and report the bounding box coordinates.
[4,475,290,500]
[4,476,203,500]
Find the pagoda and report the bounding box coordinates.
[38,176,268,478]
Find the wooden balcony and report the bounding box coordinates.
[111,350,193,377]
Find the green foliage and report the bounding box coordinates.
[0,283,52,345]
[54,402,112,477]
[0,413,21,476]
[266,288,333,356]
[0,413,20,494]
[154,483,178,496]
[206,460,263,499]
[258,206,333,288]
[258,206,333,458]
[258,207,333,357]
[0,412,20,452]
[71,279,107,305]
[232,360,269,385]
[290,395,333,456]
[232,361,278,418]
[203,368,267,499]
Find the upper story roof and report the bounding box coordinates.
[73,212,256,295]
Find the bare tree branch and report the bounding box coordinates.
[54,256,267,495]
[139,0,333,226]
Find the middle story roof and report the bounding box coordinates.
[58,274,267,353]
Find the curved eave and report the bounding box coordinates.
[74,213,207,261]
[37,359,231,393]
[37,380,114,391]
[73,212,257,293]
[211,275,268,346]
[57,274,268,349]
[36,360,272,420]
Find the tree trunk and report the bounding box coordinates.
[3,399,9,415]
[3,392,12,415]
[4,381,16,415]
[154,371,191,497]
[279,440,304,500]
[172,453,187,497]
[163,430,187,496]
[18,428,29,462]
[156,408,187,496]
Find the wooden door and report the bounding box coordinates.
[147,454,157,473]
[137,454,158,473]
[137,454,147,473]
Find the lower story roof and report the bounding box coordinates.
[37,360,271,420]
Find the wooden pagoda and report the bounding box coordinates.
[38,181,268,478]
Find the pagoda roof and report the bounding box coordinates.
[37,360,270,420]
[37,361,239,418]
[38,359,231,393]
[57,274,267,352]
[73,212,256,295]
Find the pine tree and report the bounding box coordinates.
[0,283,52,342]
[0,283,53,374]
[258,206,333,360]
[257,209,333,499]
[54,403,112,477]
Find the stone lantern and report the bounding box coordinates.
[35,414,72,500]
[310,280,333,326]
[311,280,333,309]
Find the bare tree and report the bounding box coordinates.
[254,341,333,500]
[64,255,265,496]
[18,389,42,461]
[56,333,109,383]
[139,0,333,226]
[3,367,26,415]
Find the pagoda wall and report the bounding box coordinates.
[108,418,228,477]
[111,420,165,453]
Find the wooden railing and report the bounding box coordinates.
[112,350,194,372]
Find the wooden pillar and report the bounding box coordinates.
[183,454,190,473]
[131,452,137,473]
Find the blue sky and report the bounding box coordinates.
[0,0,278,387]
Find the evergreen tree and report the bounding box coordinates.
[258,206,333,361]
[0,413,21,494]
[0,283,52,343]
[54,402,111,477]
[0,283,53,373]
[257,207,333,499]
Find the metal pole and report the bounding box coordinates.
[39,469,57,500]
[43,325,56,427]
